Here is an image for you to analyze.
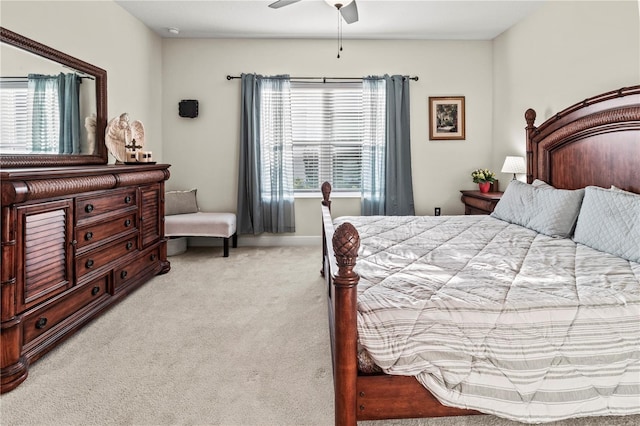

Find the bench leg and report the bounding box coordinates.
[232,232,238,248]
[223,237,230,257]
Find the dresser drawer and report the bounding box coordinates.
[76,189,137,222]
[460,190,503,215]
[76,235,139,278]
[22,274,109,346]
[462,195,496,213]
[114,247,161,290]
[75,212,137,251]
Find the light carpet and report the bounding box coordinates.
[1,246,638,426]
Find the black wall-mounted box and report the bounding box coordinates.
[179,99,199,118]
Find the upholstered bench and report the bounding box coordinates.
[164,189,237,257]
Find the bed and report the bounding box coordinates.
[320,86,640,425]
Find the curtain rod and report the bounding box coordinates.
[0,75,94,80]
[226,75,418,82]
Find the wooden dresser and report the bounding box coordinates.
[460,190,503,215]
[0,164,170,393]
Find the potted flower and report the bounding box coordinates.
[471,168,496,193]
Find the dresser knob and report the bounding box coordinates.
[91,286,100,296]
[124,196,132,204]
[150,254,157,261]
[120,270,128,279]
[126,242,133,250]
[86,259,94,268]
[85,231,93,241]
[85,204,94,213]
[35,317,48,329]
[71,239,78,246]
[124,219,131,227]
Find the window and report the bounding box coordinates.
[0,77,60,154]
[0,79,30,153]
[289,81,385,193]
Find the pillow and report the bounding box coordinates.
[165,189,199,216]
[573,186,640,263]
[491,180,585,238]
[532,179,552,188]
[610,185,637,195]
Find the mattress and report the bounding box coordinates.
[334,214,640,423]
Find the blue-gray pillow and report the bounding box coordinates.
[491,180,585,238]
[573,186,640,263]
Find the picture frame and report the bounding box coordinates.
[429,96,465,140]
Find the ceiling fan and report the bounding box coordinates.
[268,0,359,24]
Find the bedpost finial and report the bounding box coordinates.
[321,181,331,201]
[525,108,536,127]
[321,181,332,207]
[333,222,360,276]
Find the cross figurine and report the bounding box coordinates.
[125,138,143,152]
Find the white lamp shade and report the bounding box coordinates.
[501,156,526,174]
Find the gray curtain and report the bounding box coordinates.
[361,77,386,215]
[28,74,58,153]
[28,73,81,154]
[384,74,415,215]
[58,73,81,154]
[361,75,415,216]
[236,73,296,235]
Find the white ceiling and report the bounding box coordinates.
[114,0,545,40]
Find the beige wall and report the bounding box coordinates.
[162,38,494,240]
[2,0,638,243]
[0,0,164,162]
[492,0,640,185]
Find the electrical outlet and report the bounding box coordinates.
[434,207,441,216]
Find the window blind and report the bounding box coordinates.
[0,77,60,154]
[290,81,366,192]
[0,79,30,153]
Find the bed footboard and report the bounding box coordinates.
[321,182,479,426]
[321,182,359,425]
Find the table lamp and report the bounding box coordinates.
[501,156,526,180]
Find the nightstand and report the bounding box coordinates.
[460,190,503,215]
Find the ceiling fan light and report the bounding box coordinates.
[324,0,353,9]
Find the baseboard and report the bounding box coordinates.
[187,235,321,247]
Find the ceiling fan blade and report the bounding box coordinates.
[340,0,359,24]
[268,0,302,9]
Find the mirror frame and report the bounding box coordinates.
[0,27,108,168]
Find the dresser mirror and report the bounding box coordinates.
[0,27,107,167]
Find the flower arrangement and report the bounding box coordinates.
[471,168,496,183]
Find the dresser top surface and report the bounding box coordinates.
[1,163,170,180]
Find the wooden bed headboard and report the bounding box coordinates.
[525,85,640,193]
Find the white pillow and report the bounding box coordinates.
[491,180,585,238]
[165,189,199,216]
[610,185,637,195]
[532,179,552,188]
[573,186,640,263]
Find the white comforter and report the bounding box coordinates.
[334,214,640,423]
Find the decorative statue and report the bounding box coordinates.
[105,112,145,163]
[83,113,96,154]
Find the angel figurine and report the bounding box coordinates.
[105,113,145,163]
[130,120,145,151]
[83,113,96,154]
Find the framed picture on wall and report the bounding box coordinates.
[429,96,465,140]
